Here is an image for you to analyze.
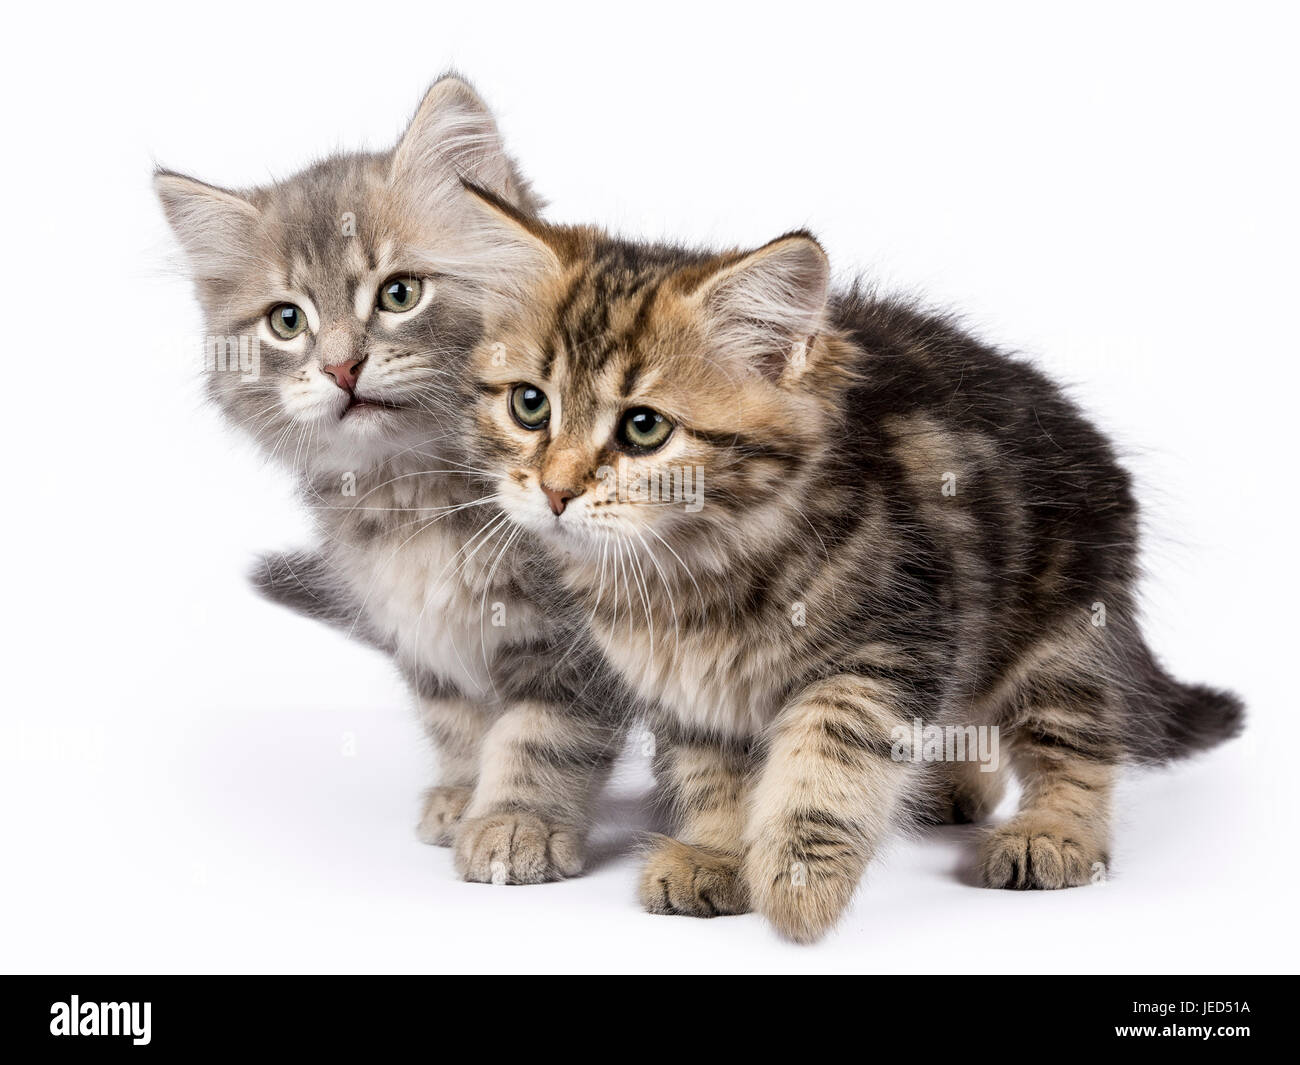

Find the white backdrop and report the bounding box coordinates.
[1,0,1294,973]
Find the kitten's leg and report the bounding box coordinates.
[415,694,491,846]
[639,729,753,917]
[453,702,623,884]
[979,670,1116,889]
[743,676,916,943]
[927,758,1008,825]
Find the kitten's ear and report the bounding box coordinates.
[450,181,563,308]
[392,74,541,213]
[154,170,260,281]
[694,232,830,379]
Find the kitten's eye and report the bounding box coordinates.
[618,407,672,451]
[268,303,306,340]
[378,276,422,313]
[510,384,551,430]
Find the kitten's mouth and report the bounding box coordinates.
[340,394,403,419]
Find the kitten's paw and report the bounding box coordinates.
[979,815,1108,890]
[416,785,472,847]
[746,866,855,944]
[453,811,582,884]
[742,838,860,943]
[639,836,749,918]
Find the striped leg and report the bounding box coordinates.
[980,673,1116,889]
[743,676,916,942]
[640,729,753,917]
[453,701,623,884]
[415,694,491,846]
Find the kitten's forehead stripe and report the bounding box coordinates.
[625,276,667,350]
[540,243,709,427]
[541,270,590,380]
[619,359,643,398]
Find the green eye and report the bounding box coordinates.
[268,303,306,340]
[618,407,672,451]
[510,384,551,429]
[378,276,422,312]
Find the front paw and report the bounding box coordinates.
[416,785,472,847]
[639,835,749,918]
[979,815,1108,889]
[743,852,856,944]
[453,811,583,884]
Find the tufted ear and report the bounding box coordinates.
[693,232,830,379]
[391,73,542,214]
[154,170,260,281]
[443,181,563,315]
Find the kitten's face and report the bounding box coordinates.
[464,210,835,570]
[157,76,540,477]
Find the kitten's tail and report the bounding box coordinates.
[248,549,389,653]
[1121,638,1244,764]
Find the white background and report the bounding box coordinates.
[2,1,1295,974]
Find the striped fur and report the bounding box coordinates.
[460,190,1244,940]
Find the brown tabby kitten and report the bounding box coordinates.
[458,187,1243,942]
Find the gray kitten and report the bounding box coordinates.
[156,75,630,883]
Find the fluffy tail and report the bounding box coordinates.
[1122,638,1244,764]
[248,549,389,654]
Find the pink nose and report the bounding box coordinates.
[322,360,363,393]
[542,485,576,516]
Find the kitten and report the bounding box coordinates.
[458,189,1244,941]
[155,77,630,884]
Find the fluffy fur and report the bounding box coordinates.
[156,76,632,884]
[459,189,1244,941]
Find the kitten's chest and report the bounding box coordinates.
[340,522,538,698]
[599,621,782,738]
